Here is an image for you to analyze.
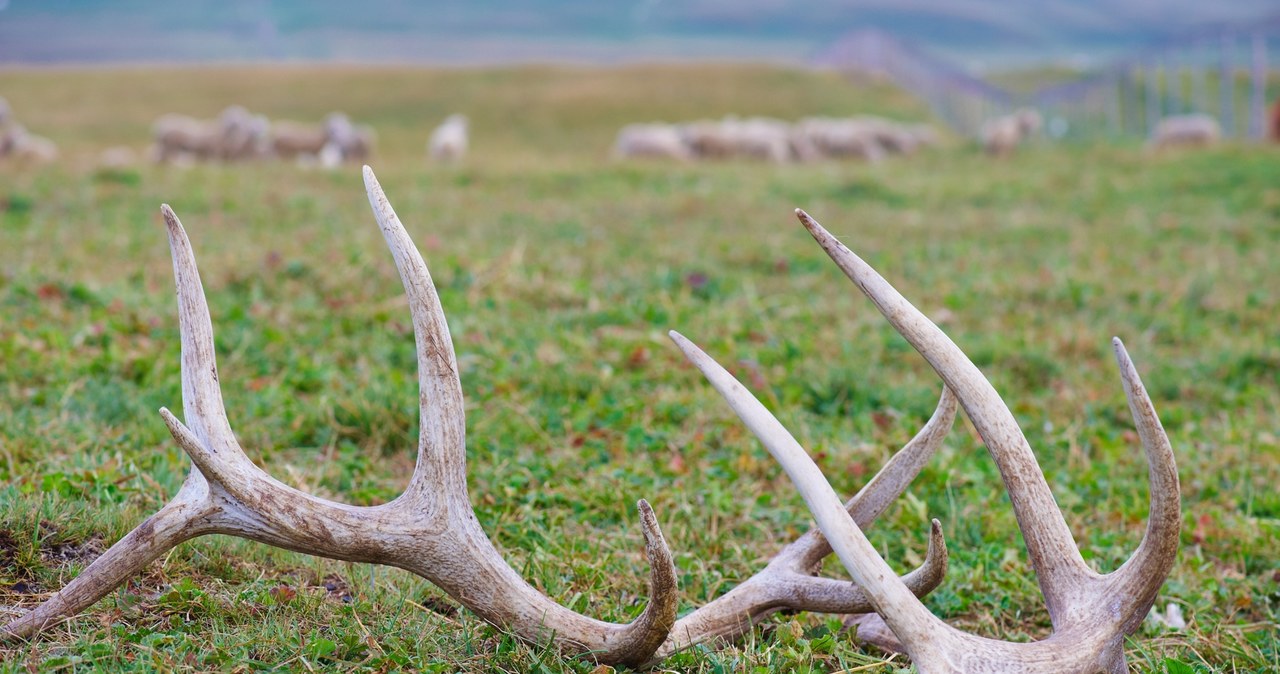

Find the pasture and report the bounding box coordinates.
[0,65,1277,672]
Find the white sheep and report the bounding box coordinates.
[980,108,1041,157]
[427,114,469,162]
[613,123,693,161]
[1149,114,1222,149]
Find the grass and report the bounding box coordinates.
[0,64,1278,672]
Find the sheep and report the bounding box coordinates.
[0,96,10,127]
[1,125,58,164]
[793,117,886,162]
[679,119,736,160]
[1149,114,1222,150]
[218,107,271,161]
[980,108,1041,157]
[723,117,793,163]
[151,113,220,162]
[427,114,469,162]
[679,117,793,163]
[613,123,693,161]
[270,120,329,160]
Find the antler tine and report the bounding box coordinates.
[665,335,947,652]
[794,208,1090,622]
[362,166,467,502]
[775,209,1180,671]
[162,204,254,475]
[4,170,680,668]
[650,377,957,660]
[1101,338,1181,632]
[665,332,944,650]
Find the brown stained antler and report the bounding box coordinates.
[669,208,1180,673]
[3,167,678,667]
[3,173,956,667]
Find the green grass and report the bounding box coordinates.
[0,65,1278,672]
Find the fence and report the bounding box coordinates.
[814,19,1280,142]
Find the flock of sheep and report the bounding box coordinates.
[614,115,940,163]
[0,91,1249,171]
[151,106,375,167]
[0,97,58,163]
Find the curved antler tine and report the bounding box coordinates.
[613,499,681,664]
[362,166,468,501]
[1104,337,1181,631]
[776,518,948,615]
[667,331,941,645]
[0,485,213,640]
[651,391,954,660]
[162,205,252,467]
[793,208,1091,622]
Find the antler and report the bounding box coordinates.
[3,167,679,667]
[4,174,960,666]
[670,209,1180,673]
[651,385,956,660]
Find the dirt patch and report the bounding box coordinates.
[315,573,354,603]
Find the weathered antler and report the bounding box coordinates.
[652,386,956,660]
[670,209,1180,673]
[4,175,956,666]
[3,167,679,667]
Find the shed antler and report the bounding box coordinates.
[3,167,678,667]
[671,209,1180,673]
[652,386,956,660]
[3,172,953,666]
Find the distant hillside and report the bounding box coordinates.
[0,0,1276,67]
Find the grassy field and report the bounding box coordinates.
[0,65,1277,672]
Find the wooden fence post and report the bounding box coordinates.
[1249,32,1268,140]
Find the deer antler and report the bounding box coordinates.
[3,174,955,666]
[3,167,679,667]
[651,386,956,660]
[669,209,1180,673]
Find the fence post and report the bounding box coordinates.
[1121,67,1139,136]
[1249,32,1268,140]
[1220,34,1236,137]
[1191,41,1210,113]
[1146,61,1162,134]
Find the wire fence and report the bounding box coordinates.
[814,18,1280,142]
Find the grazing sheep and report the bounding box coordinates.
[427,114,469,162]
[218,107,271,161]
[270,120,329,160]
[151,113,220,162]
[679,119,736,160]
[3,125,58,164]
[679,117,793,163]
[613,123,693,161]
[1149,114,1222,150]
[794,117,886,162]
[723,117,793,163]
[980,108,1042,157]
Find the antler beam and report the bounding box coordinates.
[671,209,1180,673]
